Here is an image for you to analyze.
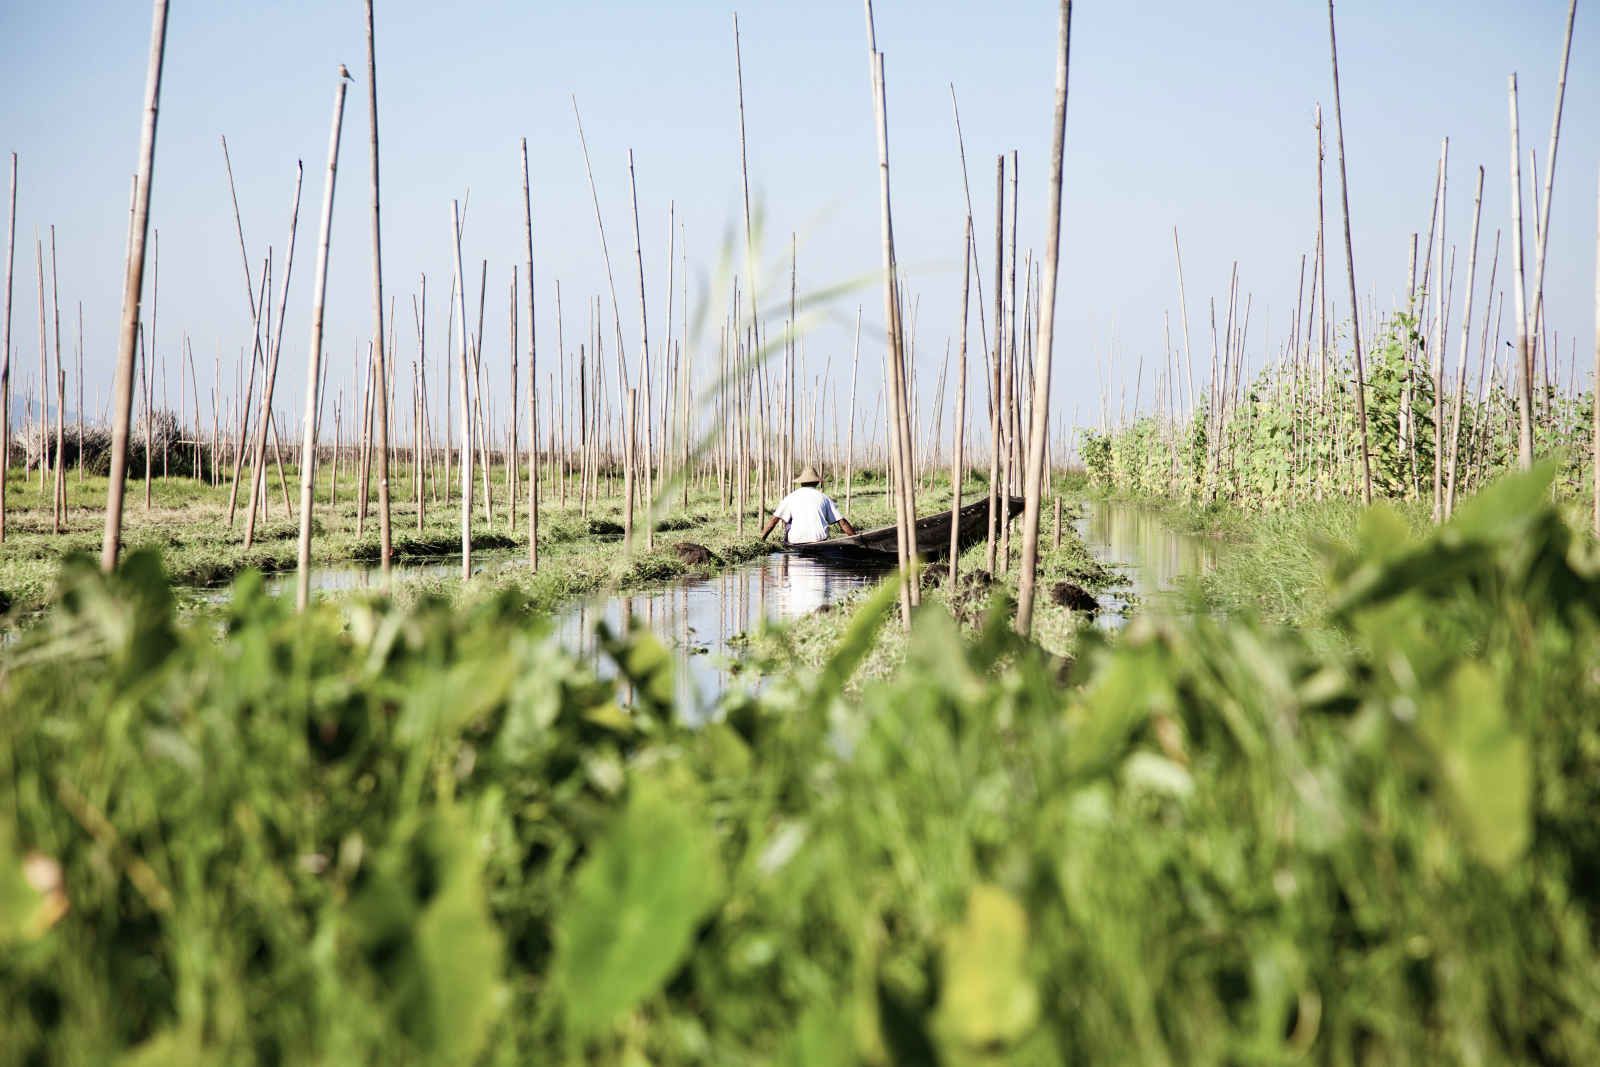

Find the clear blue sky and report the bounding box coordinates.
[2,1,1596,451]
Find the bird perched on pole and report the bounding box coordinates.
[338,63,352,80]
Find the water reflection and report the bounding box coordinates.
[555,553,886,719]
[194,550,883,716]
[1076,499,1217,628]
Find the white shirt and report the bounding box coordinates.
[772,487,842,544]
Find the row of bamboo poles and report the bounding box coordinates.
[9,0,1591,639]
[1082,0,1596,532]
[2,0,1083,636]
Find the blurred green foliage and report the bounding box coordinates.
[3,464,1599,1064]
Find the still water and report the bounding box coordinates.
[556,553,886,716]
[224,550,886,717]
[1076,497,1218,627]
[195,498,1211,709]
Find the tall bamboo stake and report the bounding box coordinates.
[243,163,304,549]
[143,233,157,509]
[986,154,1004,572]
[521,137,539,568]
[1016,0,1072,634]
[1526,0,1577,409]
[627,149,655,549]
[624,387,637,547]
[101,0,170,573]
[33,237,47,499]
[863,8,918,621]
[1509,75,1535,469]
[451,200,473,579]
[948,216,973,584]
[293,67,351,611]
[49,227,64,532]
[1593,167,1599,535]
[1430,138,1448,520]
[1444,166,1485,520]
[1326,0,1373,504]
[507,266,518,531]
[733,13,758,532]
[363,0,393,582]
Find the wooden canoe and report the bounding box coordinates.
[784,496,1025,566]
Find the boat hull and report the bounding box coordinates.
[784,496,1025,566]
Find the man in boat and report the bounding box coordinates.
[760,466,858,545]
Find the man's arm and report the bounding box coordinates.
[760,514,782,540]
[823,496,856,536]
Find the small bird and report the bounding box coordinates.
[338,63,352,80]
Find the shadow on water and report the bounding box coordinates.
[1076,498,1217,628]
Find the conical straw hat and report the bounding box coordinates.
[794,465,822,485]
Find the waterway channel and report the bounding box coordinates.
[197,496,1215,713]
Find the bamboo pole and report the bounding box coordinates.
[33,236,47,499]
[293,67,351,611]
[143,233,156,509]
[1000,151,1020,570]
[363,0,394,582]
[571,97,631,453]
[450,199,473,580]
[1526,0,1577,420]
[521,137,540,568]
[49,227,64,532]
[732,15,758,532]
[1431,138,1448,520]
[471,259,493,524]
[507,265,518,532]
[986,154,1004,572]
[1325,0,1373,504]
[243,163,304,550]
[101,0,170,573]
[626,149,655,549]
[1593,168,1599,535]
[1444,166,1485,520]
[863,10,918,620]
[948,217,973,584]
[1016,0,1071,634]
[1509,75,1535,469]
[624,387,636,548]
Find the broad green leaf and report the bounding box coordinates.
[344,807,506,1064]
[555,775,723,1036]
[1447,460,1556,543]
[413,809,506,1064]
[1417,662,1530,871]
[935,885,1039,1050]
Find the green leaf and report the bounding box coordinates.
[1416,662,1530,871]
[344,806,506,1063]
[1446,460,1556,543]
[555,774,724,1036]
[414,810,506,1064]
[935,884,1039,1050]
